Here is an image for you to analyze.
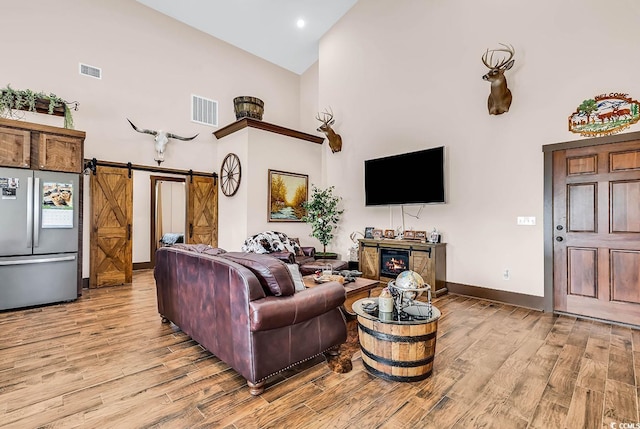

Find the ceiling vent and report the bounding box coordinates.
[79,63,102,79]
[191,94,218,127]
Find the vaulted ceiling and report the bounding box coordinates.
[136,0,359,75]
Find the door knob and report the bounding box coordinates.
[556,236,564,242]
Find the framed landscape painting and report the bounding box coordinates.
[268,169,308,222]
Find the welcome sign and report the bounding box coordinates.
[569,93,640,137]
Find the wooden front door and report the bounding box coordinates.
[187,175,218,246]
[553,140,640,325]
[90,166,133,287]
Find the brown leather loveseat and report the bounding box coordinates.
[154,244,347,395]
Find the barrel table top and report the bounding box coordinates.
[352,297,440,325]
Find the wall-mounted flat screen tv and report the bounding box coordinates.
[364,146,445,206]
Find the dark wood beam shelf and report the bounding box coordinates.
[214,117,324,144]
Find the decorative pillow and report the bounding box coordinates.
[241,231,301,256]
[286,263,306,292]
[289,237,305,256]
[221,252,296,296]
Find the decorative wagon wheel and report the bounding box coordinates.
[220,153,241,196]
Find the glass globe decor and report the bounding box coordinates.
[388,270,432,313]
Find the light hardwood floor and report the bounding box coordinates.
[1,270,639,428]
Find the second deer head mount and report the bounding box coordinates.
[481,43,515,115]
[316,108,342,153]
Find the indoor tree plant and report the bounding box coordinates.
[302,185,344,257]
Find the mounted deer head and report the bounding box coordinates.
[127,118,198,165]
[316,108,343,153]
[481,43,515,115]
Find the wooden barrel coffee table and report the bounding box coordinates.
[353,298,441,382]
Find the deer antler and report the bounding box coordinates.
[482,43,515,70]
[316,107,334,124]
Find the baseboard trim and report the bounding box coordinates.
[446,282,545,311]
[133,262,153,270]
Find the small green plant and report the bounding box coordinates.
[0,84,75,129]
[302,185,344,255]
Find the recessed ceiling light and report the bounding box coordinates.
[296,18,305,28]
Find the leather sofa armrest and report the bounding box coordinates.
[301,247,316,258]
[269,251,295,264]
[249,282,346,331]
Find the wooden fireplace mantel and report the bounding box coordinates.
[213,117,324,144]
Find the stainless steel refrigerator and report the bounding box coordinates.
[0,166,79,310]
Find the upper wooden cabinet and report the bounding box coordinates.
[0,127,31,168]
[0,118,85,173]
[38,133,83,173]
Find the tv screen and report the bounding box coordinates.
[364,146,445,206]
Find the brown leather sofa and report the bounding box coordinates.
[154,244,347,395]
[269,244,316,267]
[271,245,348,276]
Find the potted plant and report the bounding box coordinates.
[302,185,344,258]
[0,84,77,129]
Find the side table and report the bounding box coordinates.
[352,297,441,382]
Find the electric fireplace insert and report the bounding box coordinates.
[380,248,410,278]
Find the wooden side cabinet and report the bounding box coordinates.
[358,238,447,295]
[410,245,447,293]
[359,243,380,280]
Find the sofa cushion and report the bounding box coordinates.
[221,252,296,297]
[241,231,301,255]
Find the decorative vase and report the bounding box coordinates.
[233,96,264,120]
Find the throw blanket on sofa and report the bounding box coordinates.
[241,231,301,255]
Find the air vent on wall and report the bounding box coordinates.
[79,63,102,79]
[191,94,218,127]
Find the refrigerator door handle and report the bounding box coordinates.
[0,255,76,266]
[26,176,33,248]
[34,177,40,247]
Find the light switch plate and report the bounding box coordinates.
[517,216,536,226]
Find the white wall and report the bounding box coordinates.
[4,0,302,276]
[217,129,250,251]
[11,0,638,295]
[245,128,323,249]
[217,126,324,251]
[317,0,640,296]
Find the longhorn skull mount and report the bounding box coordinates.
[127,118,199,165]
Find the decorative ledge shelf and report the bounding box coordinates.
[213,117,324,144]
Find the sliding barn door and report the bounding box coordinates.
[553,140,640,325]
[90,166,133,287]
[187,176,218,246]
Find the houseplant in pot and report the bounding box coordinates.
[302,185,344,258]
[0,84,77,129]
